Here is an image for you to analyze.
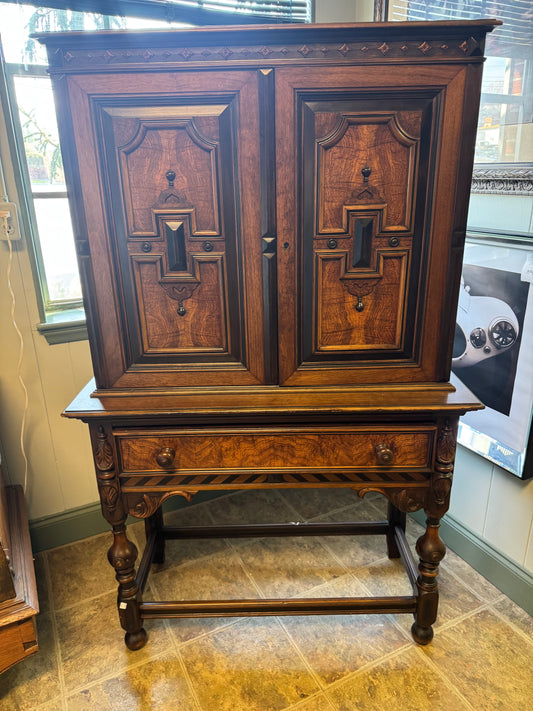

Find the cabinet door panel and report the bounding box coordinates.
[99,102,236,362]
[63,71,264,388]
[276,65,467,385]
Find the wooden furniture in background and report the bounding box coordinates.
[38,20,498,650]
[0,463,38,673]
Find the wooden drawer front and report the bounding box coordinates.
[117,427,435,474]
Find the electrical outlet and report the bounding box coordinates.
[0,202,21,241]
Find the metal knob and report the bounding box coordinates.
[375,443,393,465]
[156,447,175,468]
[361,165,372,182]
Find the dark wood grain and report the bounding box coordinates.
[43,20,498,651]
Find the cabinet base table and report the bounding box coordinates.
[65,379,481,650]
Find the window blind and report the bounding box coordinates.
[386,1,532,55]
[2,0,311,25]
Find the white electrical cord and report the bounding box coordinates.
[3,214,29,494]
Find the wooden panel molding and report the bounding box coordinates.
[43,22,497,651]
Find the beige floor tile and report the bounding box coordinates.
[283,613,409,688]
[326,646,471,710]
[128,500,217,546]
[352,556,413,597]
[353,555,486,635]
[280,576,409,686]
[422,608,533,710]
[55,590,173,692]
[0,613,62,711]
[167,615,244,647]
[34,698,66,710]
[206,489,301,525]
[146,545,260,646]
[164,501,219,526]
[179,617,321,711]
[148,548,259,602]
[156,501,232,567]
[9,489,530,711]
[278,488,363,520]
[440,550,503,603]
[285,692,336,710]
[65,654,198,710]
[237,536,347,598]
[405,515,425,541]
[362,492,388,516]
[154,536,232,572]
[315,503,393,569]
[46,532,117,610]
[492,595,533,636]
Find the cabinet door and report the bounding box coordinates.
[59,70,265,388]
[276,64,474,386]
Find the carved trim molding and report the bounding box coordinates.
[47,35,489,71]
[471,166,533,196]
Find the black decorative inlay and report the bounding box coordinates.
[262,236,277,255]
[165,220,187,271]
[353,218,373,268]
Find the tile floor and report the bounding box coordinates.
[1,489,532,710]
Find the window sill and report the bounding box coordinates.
[37,308,87,345]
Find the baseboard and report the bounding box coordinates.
[29,491,228,553]
[410,511,533,616]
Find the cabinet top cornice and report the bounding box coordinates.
[36,20,501,72]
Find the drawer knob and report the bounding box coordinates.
[375,443,393,465]
[156,447,175,468]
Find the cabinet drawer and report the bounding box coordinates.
[116,426,436,474]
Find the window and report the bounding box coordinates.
[379,1,533,166]
[0,1,311,343]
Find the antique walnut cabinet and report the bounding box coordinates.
[39,20,498,649]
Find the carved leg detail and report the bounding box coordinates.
[386,502,406,559]
[412,517,446,645]
[91,425,146,650]
[108,523,147,650]
[145,507,165,565]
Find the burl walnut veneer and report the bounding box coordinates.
[38,20,499,650]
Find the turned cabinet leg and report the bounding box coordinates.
[411,516,446,645]
[145,507,165,565]
[108,523,147,651]
[386,502,406,559]
[91,424,147,651]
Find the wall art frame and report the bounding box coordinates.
[451,232,533,479]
